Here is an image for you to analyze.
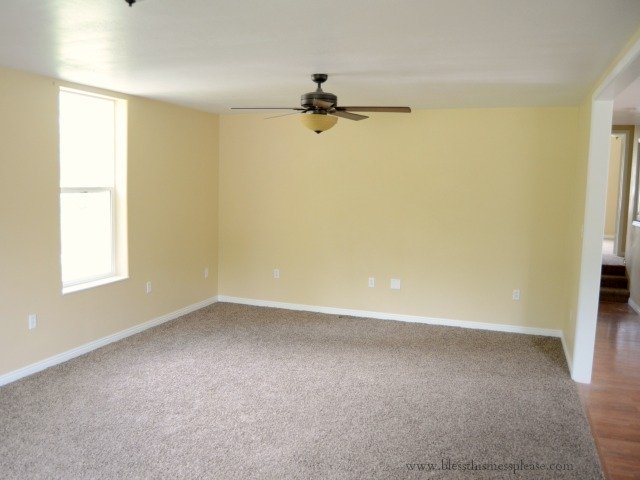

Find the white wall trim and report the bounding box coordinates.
[0,295,219,387]
[218,295,563,338]
[628,297,640,315]
[2,295,574,387]
[574,99,615,384]
[561,333,573,374]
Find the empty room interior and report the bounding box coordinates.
[2,1,640,479]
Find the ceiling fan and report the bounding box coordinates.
[230,74,411,134]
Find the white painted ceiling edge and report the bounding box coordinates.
[0,0,640,113]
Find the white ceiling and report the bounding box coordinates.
[1,0,640,113]
[614,76,640,124]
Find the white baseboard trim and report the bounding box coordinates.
[2,294,570,387]
[628,297,640,315]
[217,295,563,338]
[0,295,219,387]
[560,333,573,374]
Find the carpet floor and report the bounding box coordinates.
[0,303,602,479]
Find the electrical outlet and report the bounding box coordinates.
[204,267,209,279]
[273,269,280,279]
[512,289,520,301]
[146,281,152,294]
[28,314,37,330]
[390,278,401,290]
[368,277,375,288]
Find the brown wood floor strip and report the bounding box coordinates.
[577,302,640,480]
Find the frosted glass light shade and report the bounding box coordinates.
[300,112,338,134]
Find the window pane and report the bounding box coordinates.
[59,91,115,187]
[61,190,113,284]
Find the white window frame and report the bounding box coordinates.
[59,87,128,294]
[60,187,116,288]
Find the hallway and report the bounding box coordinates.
[578,302,640,479]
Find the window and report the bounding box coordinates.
[59,88,128,293]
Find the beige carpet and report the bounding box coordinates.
[0,303,602,479]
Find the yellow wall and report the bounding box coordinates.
[0,67,219,376]
[604,135,622,237]
[219,108,581,329]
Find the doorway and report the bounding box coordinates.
[604,134,624,254]
[599,130,632,305]
[574,36,640,383]
[607,126,634,258]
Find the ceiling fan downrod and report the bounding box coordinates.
[312,73,328,91]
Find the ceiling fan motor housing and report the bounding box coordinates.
[301,91,337,110]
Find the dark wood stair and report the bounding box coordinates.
[599,263,629,303]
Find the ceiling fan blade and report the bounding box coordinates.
[264,112,301,120]
[312,99,334,109]
[337,106,411,113]
[331,110,369,121]
[229,107,304,110]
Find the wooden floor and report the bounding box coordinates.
[577,302,640,480]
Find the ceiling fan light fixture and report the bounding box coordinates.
[230,74,410,133]
[300,111,337,134]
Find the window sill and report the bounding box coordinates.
[62,275,128,295]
